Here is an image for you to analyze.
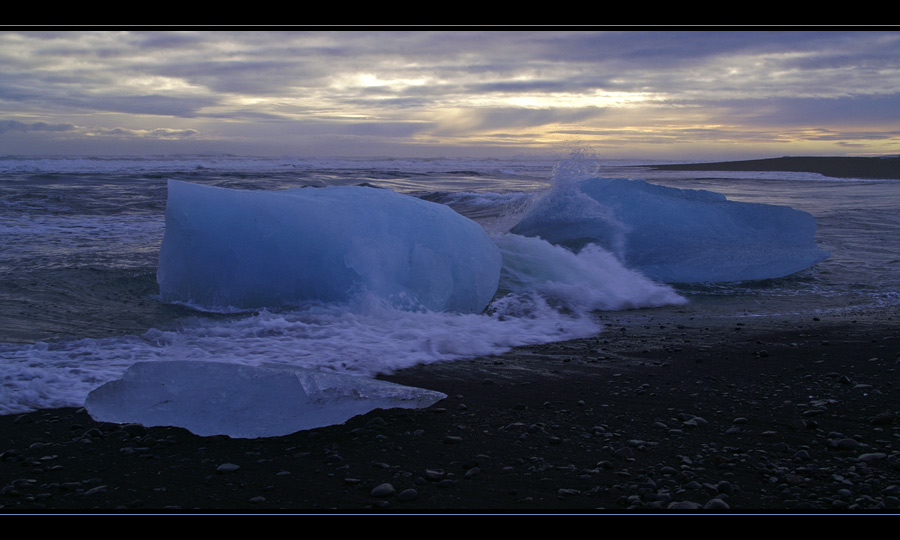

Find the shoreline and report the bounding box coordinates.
[2,304,898,513]
[644,156,900,180]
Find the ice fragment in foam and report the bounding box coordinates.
[157,180,501,312]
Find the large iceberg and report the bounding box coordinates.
[510,177,829,283]
[157,180,501,313]
[84,361,447,438]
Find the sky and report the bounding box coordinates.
[1,29,899,161]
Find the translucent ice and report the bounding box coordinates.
[84,361,447,438]
[157,180,501,313]
[510,177,829,283]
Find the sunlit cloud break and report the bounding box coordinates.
[1,29,899,160]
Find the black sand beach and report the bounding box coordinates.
[1,304,898,513]
[2,156,899,514]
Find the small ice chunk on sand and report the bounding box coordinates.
[85,361,446,438]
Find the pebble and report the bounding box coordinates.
[80,428,103,440]
[120,423,147,437]
[370,483,395,497]
[216,463,240,473]
[716,481,735,494]
[668,500,702,509]
[397,488,418,502]
[83,485,107,496]
[703,498,730,509]
[833,438,861,450]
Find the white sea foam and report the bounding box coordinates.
[0,291,604,415]
[494,233,685,311]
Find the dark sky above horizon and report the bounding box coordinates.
[2,29,899,160]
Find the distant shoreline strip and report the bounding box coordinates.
[644,156,900,180]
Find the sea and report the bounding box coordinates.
[2,154,899,415]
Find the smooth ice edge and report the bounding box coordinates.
[84,361,447,438]
[510,177,830,283]
[157,180,501,313]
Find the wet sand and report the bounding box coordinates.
[2,304,898,513]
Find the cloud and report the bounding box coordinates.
[1,30,899,158]
[729,94,900,127]
[433,106,607,135]
[0,120,74,133]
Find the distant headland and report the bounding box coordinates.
[645,156,900,180]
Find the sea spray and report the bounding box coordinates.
[495,154,632,258]
[493,233,685,311]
